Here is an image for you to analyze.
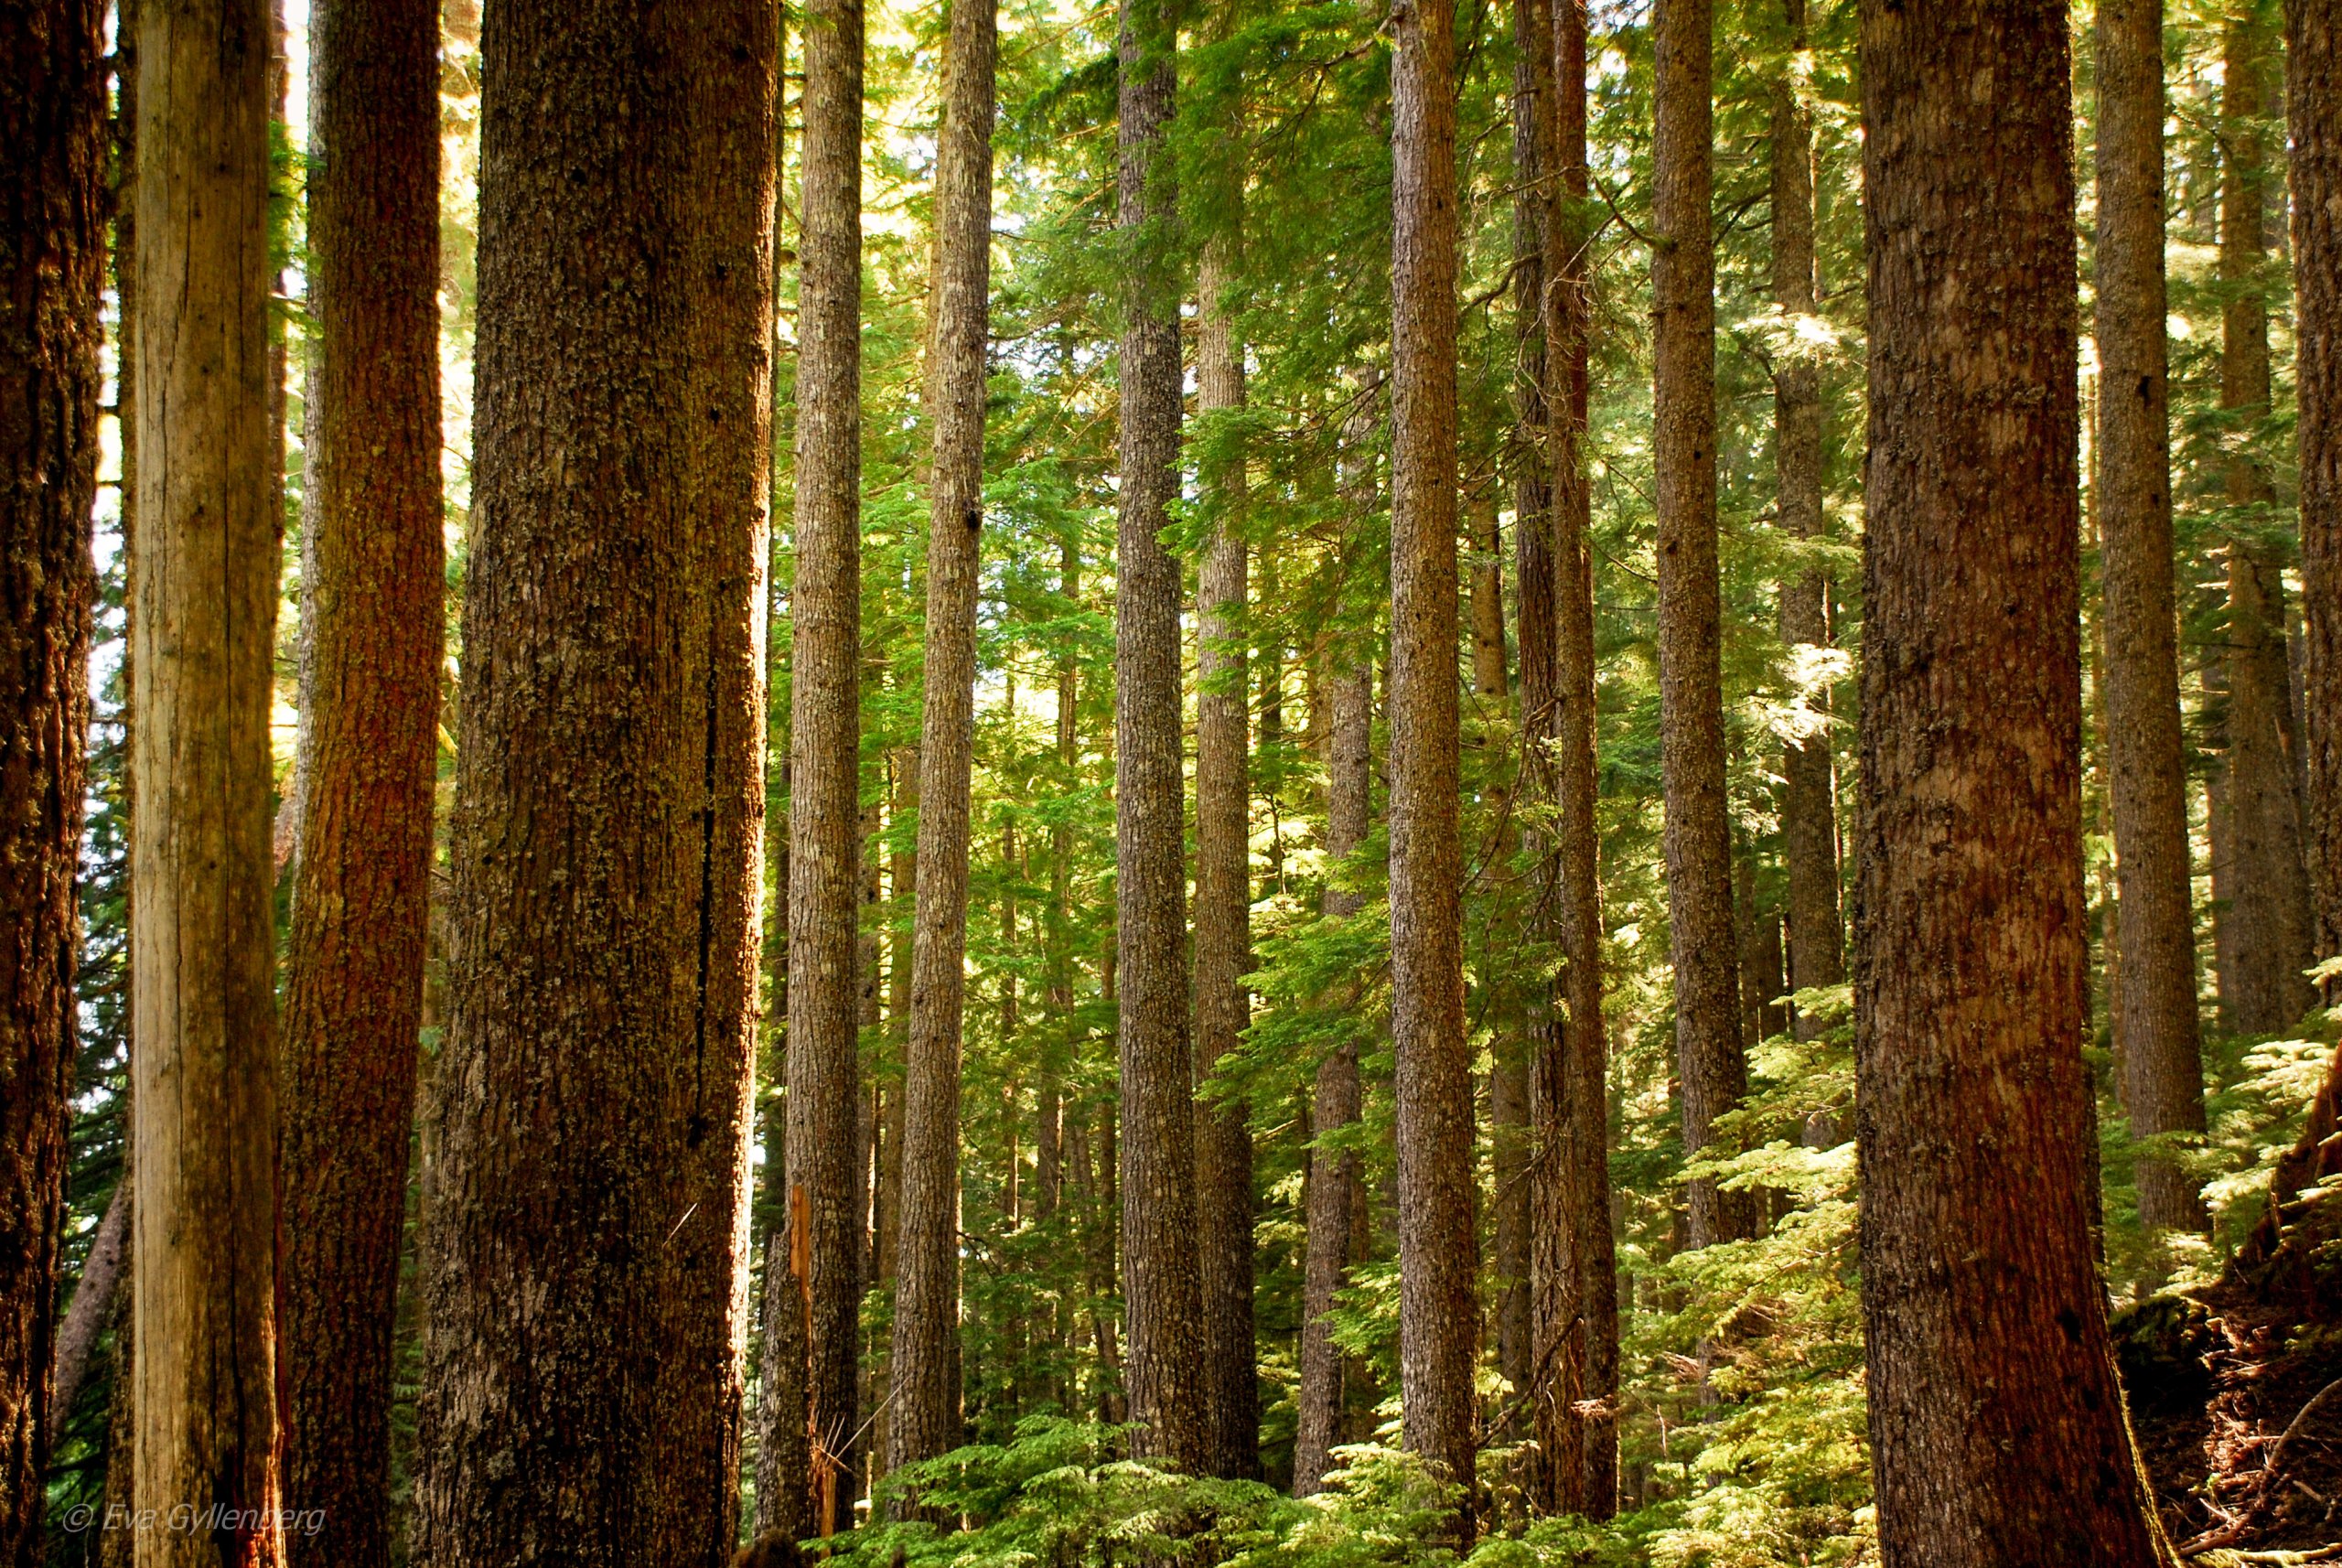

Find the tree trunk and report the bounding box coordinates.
[2218,6,2319,1032]
[1542,0,1616,1514]
[48,1184,128,1434]
[786,0,865,1530]
[1390,0,1476,1516]
[2297,0,2342,966]
[1114,0,1205,1474]
[409,0,777,1552]
[1194,236,1259,1484]
[0,0,102,1549]
[274,0,443,1555]
[1292,384,1377,1500]
[1653,0,1748,1251]
[129,0,287,1552]
[888,0,994,1499]
[2094,0,2207,1231]
[1855,2,2175,1558]
[1769,0,1841,1027]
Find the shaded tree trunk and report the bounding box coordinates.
[2297,0,2342,965]
[274,0,444,1555]
[1652,0,1748,1251]
[888,0,994,1499]
[1390,0,1476,1516]
[1194,239,1259,1482]
[0,0,103,1550]
[2095,0,2206,1230]
[409,0,777,1552]
[1114,0,1205,1474]
[1769,0,1842,1027]
[2218,6,2318,1031]
[1855,2,2175,1559]
[128,0,287,1552]
[786,0,866,1531]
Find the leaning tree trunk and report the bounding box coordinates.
[2218,4,2319,1032]
[1389,0,1476,1520]
[409,0,777,1553]
[1855,1,2176,1560]
[1543,0,1617,1516]
[129,0,287,1555]
[1769,0,1842,1028]
[2298,0,2342,966]
[1652,0,1747,1251]
[1291,382,1377,1501]
[887,0,994,1503]
[0,0,103,1552]
[2096,0,2207,1231]
[274,0,443,1557]
[1194,234,1260,1482]
[1114,0,1206,1475]
[786,0,866,1531]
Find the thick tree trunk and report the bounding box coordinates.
[786,0,865,1530]
[0,0,102,1551]
[274,0,443,1556]
[129,0,287,1554]
[1769,0,1841,1027]
[1542,0,1616,1515]
[2095,0,2206,1230]
[1855,3,2175,1559]
[1114,0,1205,1474]
[2298,0,2342,965]
[1390,0,1476,1517]
[1193,241,1259,1482]
[1652,0,1747,1251]
[888,0,994,1498]
[1292,386,1377,1500]
[2218,7,2319,1031]
[409,0,776,1552]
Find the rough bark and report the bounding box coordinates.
[2298,0,2342,967]
[409,0,777,1552]
[1653,0,1748,1251]
[1114,0,1205,1474]
[888,0,994,1497]
[0,0,102,1550]
[274,0,444,1555]
[1769,0,1841,1026]
[48,1184,127,1434]
[2218,6,2319,1032]
[1292,388,1377,1500]
[1194,240,1259,1481]
[1855,3,2176,1559]
[128,0,287,1552]
[786,0,865,1530]
[1542,0,1616,1514]
[2094,0,2206,1231]
[1390,0,1476,1515]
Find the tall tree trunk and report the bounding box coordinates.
[1769,0,1841,1026]
[888,0,994,1499]
[1194,234,1259,1484]
[1542,0,1616,1515]
[0,0,102,1549]
[787,0,865,1530]
[2297,0,2342,966]
[1653,0,1747,1251]
[129,0,287,1553]
[409,0,777,1551]
[1855,2,2175,1558]
[1292,384,1377,1500]
[2218,5,2318,1031]
[1114,0,1205,1474]
[274,0,443,1556]
[1390,0,1476,1517]
[2095,0,2207,1230]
